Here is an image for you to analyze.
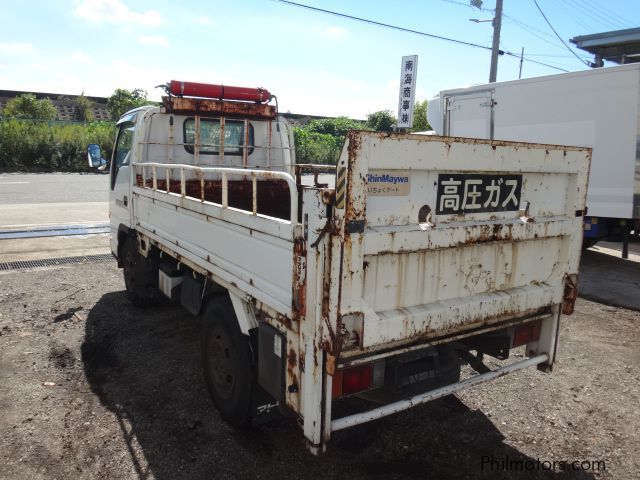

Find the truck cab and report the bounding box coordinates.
[104,83,295,260]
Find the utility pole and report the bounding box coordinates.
[489,0,503,82]
[518,47,524,79]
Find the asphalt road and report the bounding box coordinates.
[0,172,109,227]
[0,173,110,261]
[0,172,109,204]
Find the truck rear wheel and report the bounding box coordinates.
[201,297,253,427]
[122,238,160,307]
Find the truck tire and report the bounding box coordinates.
[201,297,253,427]
[122,238,160,307]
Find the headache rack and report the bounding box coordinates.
[161,96,277,121]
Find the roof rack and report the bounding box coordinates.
[161,96,277,120]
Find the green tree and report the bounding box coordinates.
[411,99,430,132]
[305,116,365,137]
[2,94,57,120]
[366,110,396,132]
[107,88,148,120]
[73,91,94,122]
[293,128,342,165]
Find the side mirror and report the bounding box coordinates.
[87,144,107,170]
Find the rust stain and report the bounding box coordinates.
[162,96,277,120]
[361,130,589,153]
[325,353,336,376]
[321,188,336,206]
[562,275,578,315]
[345,131,365,223]
[291,237,307,321]
[320,225,337,356]
[275,313,292,330]
[136,175,291,219]
[287,347,297,375]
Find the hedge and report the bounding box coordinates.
[0,118,347,171]
[0,119,115,172]
[293,128,343,165]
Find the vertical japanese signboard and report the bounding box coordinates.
[397,55,418,129]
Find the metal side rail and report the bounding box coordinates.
[134,162,299,224]
[331,353,549,432]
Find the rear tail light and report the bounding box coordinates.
[512,320,541,348]
[332,361,384,399]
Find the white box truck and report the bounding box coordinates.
[427,63,640,255]
[88,80,590,453]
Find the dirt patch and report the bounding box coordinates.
[53,306,84,323]
[0,262,638,479]
[48,343,76,369]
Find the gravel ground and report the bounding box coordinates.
[0,261,638,480]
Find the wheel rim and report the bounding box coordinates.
[207,325,236,400]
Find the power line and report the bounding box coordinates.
[565,0,625,31]
[531,0,592,67]
[496,11,594,66]
[439,0,572,56]
[582,0,632,29]
[504,51,569,72]
[504,16,566,50]
[555,0,595,32]
[502,15,591,62]
[503,13,559,42]
[274,0,494,51]
[563,0,620,31]
[439,0,492,13]
[274,0,570,72]
[525,52,590,58]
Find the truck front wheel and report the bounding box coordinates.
[201,297,253,427]
[121,238,160,307]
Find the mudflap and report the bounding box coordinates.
[249,327,282,425]
[251,384,281,425]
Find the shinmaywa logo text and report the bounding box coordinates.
[367,173,410,184]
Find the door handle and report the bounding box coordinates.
[123,195,128,207]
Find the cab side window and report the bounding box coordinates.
[111,122,135,189]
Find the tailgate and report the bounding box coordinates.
[329,131,590,356]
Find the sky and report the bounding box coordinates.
[1,0,639,119]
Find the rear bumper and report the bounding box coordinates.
[359,285,558,350]
[331,353,549,432]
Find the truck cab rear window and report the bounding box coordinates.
[183,118,254,156]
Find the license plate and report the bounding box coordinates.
[436,173,523,215]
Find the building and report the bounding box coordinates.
[571,28,640,67]
[0,89,359,125]
[0,89,111,121]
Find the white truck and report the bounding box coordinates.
[427,63,640,256]
[88,80,590,453]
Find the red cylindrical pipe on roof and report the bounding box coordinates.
[168,80,271,103]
